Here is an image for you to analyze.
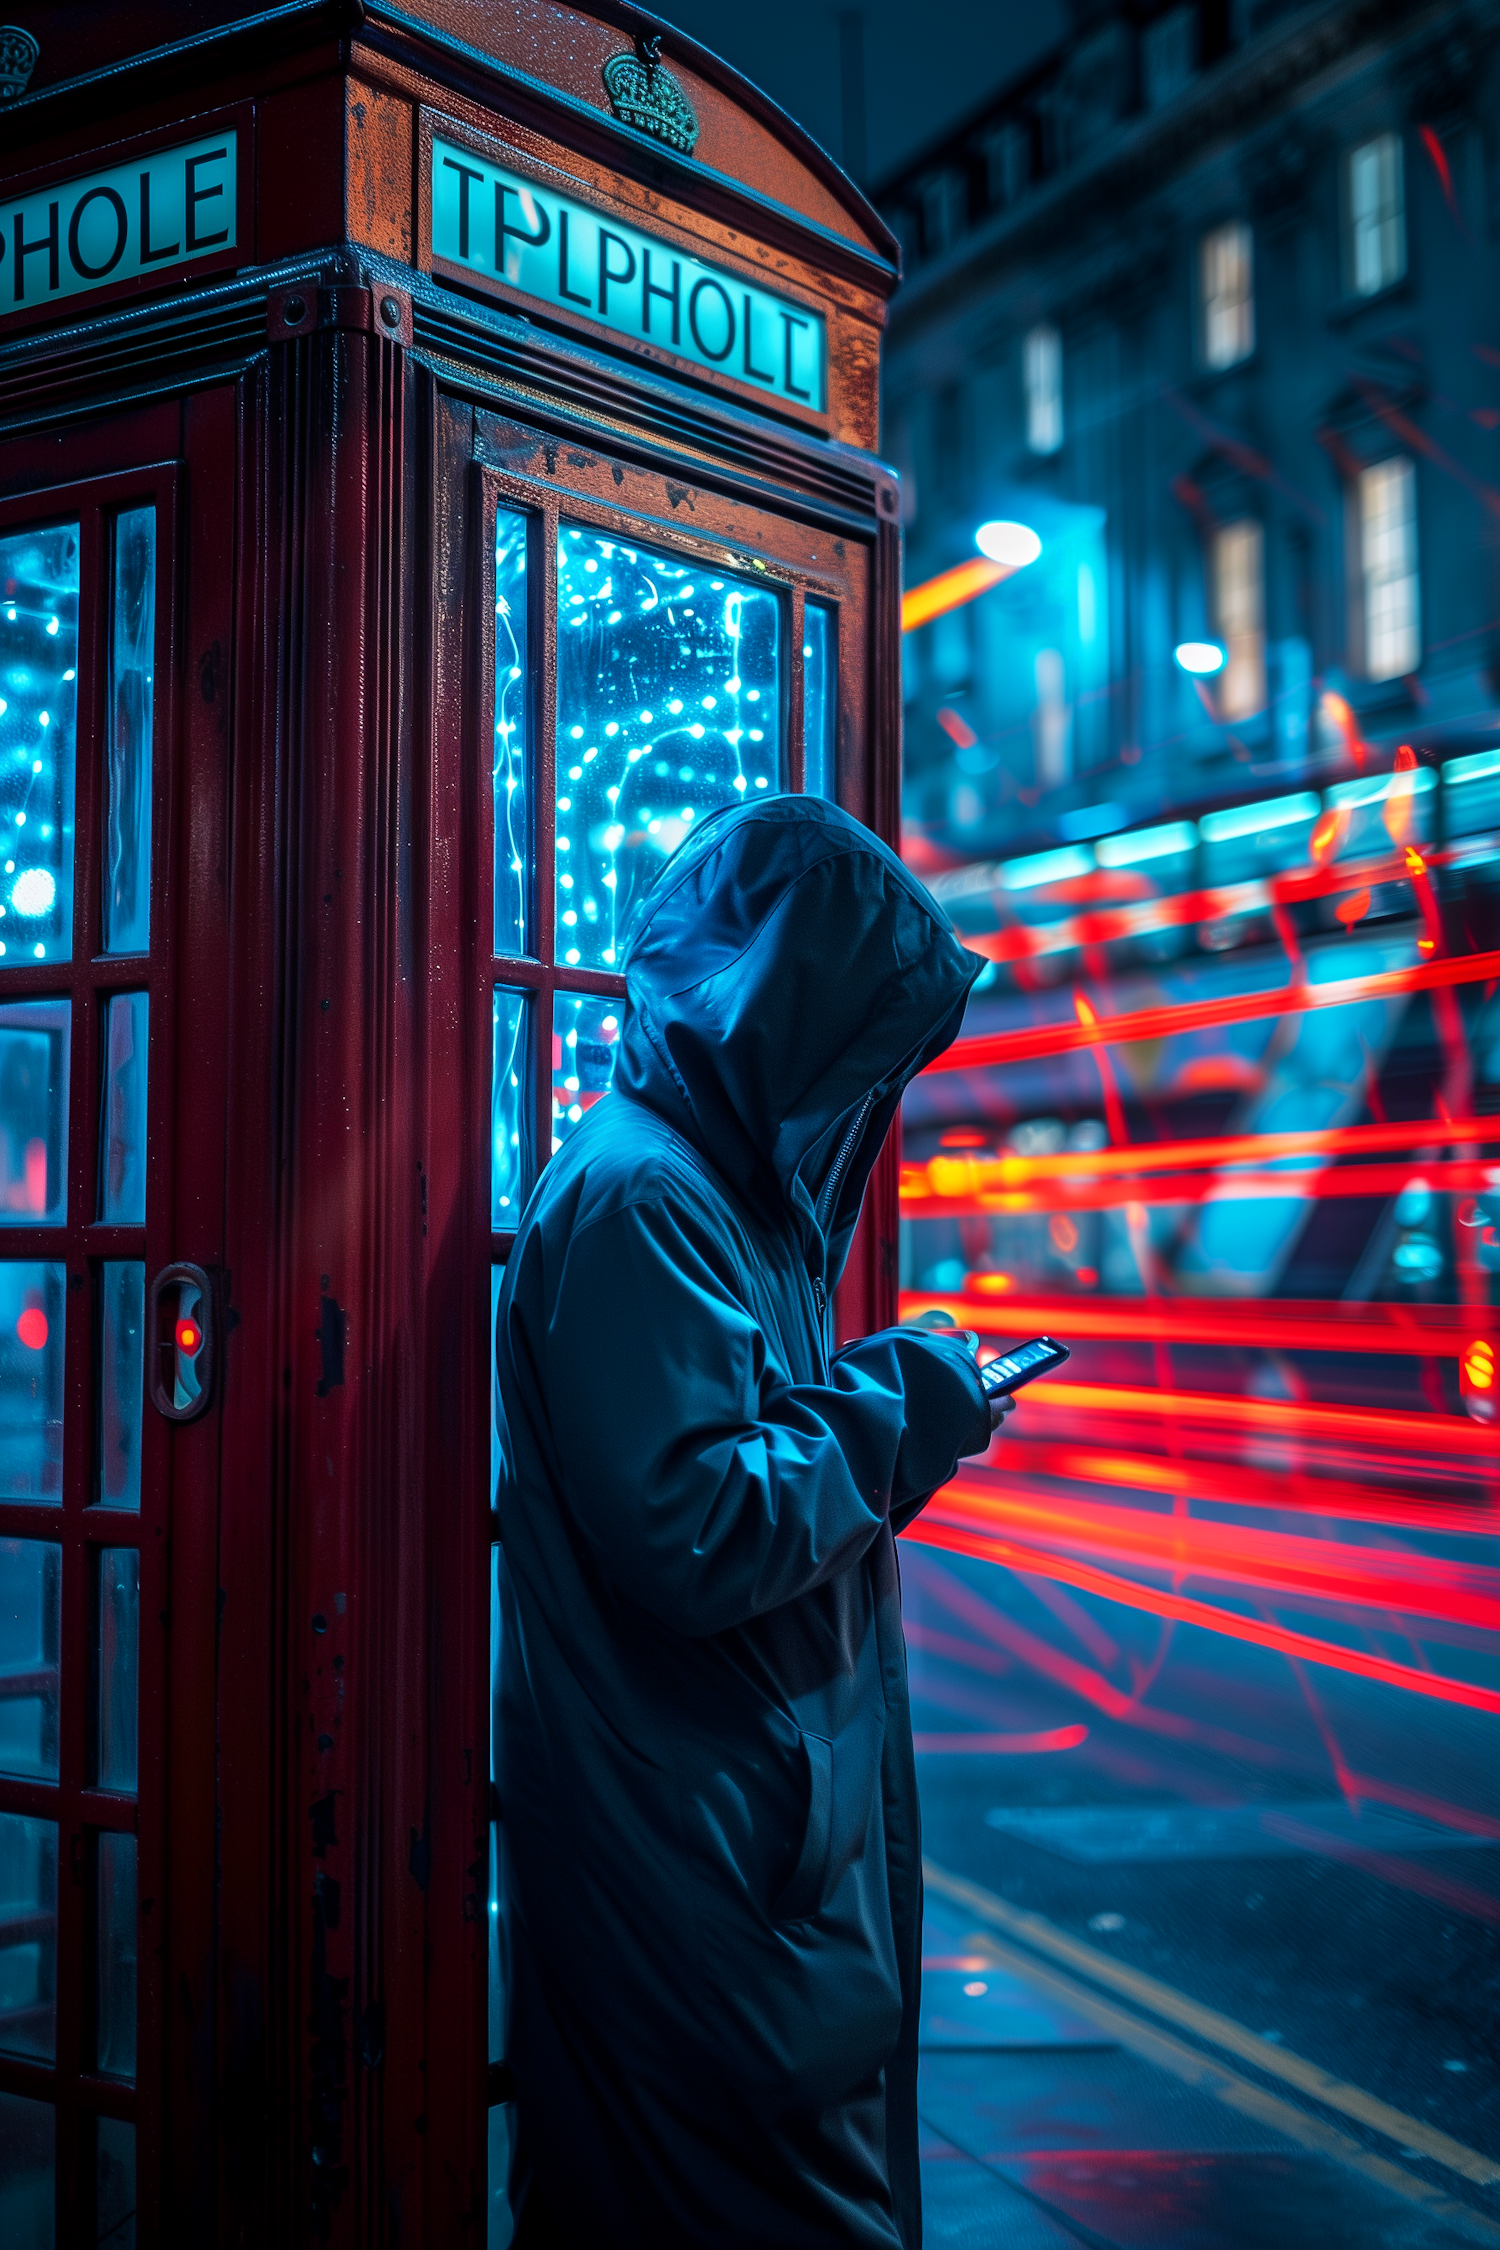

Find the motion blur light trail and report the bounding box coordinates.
[899,1291,1485,1360]
[903,1515,1500,1714]
[924,945,1500,1071]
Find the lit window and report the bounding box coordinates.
[1212,520,1265,721]
[1347,132,1405,296]
[1200,222,1253,370]
[1357,457,1419,681]
[1025,324,1062,455]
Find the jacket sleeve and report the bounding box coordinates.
[537,1195,990,1636]
[830,1325,992,1535]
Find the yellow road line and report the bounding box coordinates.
[920,1876,1500,2245]
[924,1858,1500,2194]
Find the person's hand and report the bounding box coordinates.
[906,1306,1013,1433]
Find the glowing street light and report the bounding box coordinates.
[975,520,1043,568]
[1175,640,1226,675]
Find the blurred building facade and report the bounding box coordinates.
[877,0,1500,864]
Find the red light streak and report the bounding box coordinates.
[952,842,1457,968]
[906,1112,1500,1184]
[898,1289,1487,1361]
[925,948,1500,1073]
[911,1725,1090,1754]
[902,1516,1500,1715]
[990,1437,1496,1535]
[902,1157,1500,1219]
[924,1479,1500,1635]
[959,1374,1498,1459]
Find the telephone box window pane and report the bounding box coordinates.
[492,987,530,1226]
[97,1263,144,1510]
[99,993,148,1226]
[95,2116,134,2248]
[0,1811,57,2062]
[0,2087,53,2249]
[0,523,78,968]
[551,993,619,1154]
[96,1549,139,1796]
[494,509,531,959]
[95,1830,137,2081]
[104,509,155,958]
[0,1002,70,1226]
[803,602,837,799]
[0,1539,59,1782]
[554,527,782,968]
[0,1265,65,1504]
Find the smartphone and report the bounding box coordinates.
[979,1336,1070,1399]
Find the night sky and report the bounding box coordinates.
[651,0,1064,189]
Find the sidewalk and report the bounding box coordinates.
[917,1886,1499,2250]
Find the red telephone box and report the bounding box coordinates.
[0,9,901,2243]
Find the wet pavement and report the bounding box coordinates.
[916,1880,1500,2248]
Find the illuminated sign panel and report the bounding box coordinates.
[429,135,827,412]
[0,134,237,315]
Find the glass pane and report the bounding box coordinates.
[803,601,837,800]
[494,509,531,960]
[0,2087,53,2249]
[99,993,148,1226]
[490,1265,503,1513]
[550,993,619,1156]
[0,1539,59,1781]
[96,1550,138,1795]
[0,1264,65,1504]
[0,522,78,967]
[0,1811,57,2061]
[554,526,782,967]
[491,988,530,1227]
[94,1830,136,2080]
[104,509,155,957]
[97,1264,144,1510]
[0,1001,70,1225]
[95,2115,135,2249]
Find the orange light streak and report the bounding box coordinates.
[926,1480,1500,1634]
[902,1156,1500,1219]
[905,1112,1500,1187]
[926,948,1500,1073]
[908,1111,1500,1197]
[902,1517,1500,1715]
[901,556,1013,632]
[898,1290,1487,1360]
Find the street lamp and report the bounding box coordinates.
[1175,640,1226,675]
[975,520,1043,567]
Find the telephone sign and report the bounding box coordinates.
[429,133,828,411]
[0,130,237,314]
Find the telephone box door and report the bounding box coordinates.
[0,393,232,2246]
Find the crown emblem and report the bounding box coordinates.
[602,34,699,158]
[0,24,37,102]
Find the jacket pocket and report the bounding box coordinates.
[771,1731,832,1925]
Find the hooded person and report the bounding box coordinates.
[493,794,1003,2248]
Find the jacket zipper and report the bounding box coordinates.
[810,1090,875,1341]
[816,1091,876,1233]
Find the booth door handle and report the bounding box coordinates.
[148,1262,216,1423]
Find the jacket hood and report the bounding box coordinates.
[616,795,982,1285]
